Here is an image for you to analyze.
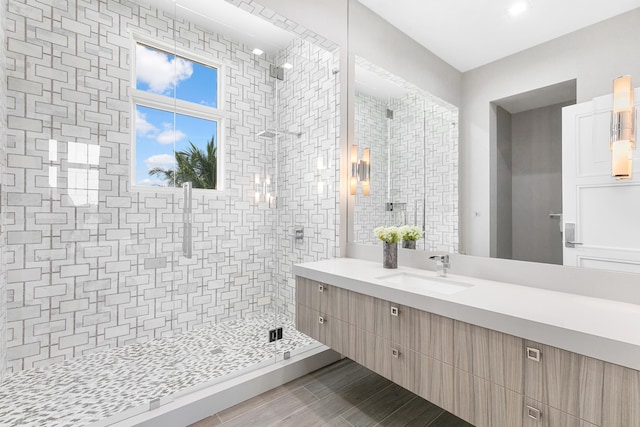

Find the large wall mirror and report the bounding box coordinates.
[347,0,640,274]
[352,57,459,252]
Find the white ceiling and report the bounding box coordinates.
[145,0,294,55]
[357,0,640,72]
[355,64,409,99]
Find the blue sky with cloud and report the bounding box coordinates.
[135,45,218,186]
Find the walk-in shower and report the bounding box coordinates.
[0,0,340,425]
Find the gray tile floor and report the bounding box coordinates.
[190,359,473,427]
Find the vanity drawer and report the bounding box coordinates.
[399,306,454,364]
[602,362,640,427]
[473,376,523,427]
[404,348,455,412]
[348,291,400,340]
[296,303,321,341]
[296,304,349,355]
[522,397,597,427]
[452,320,524,394]
[296,277,321,310]
[524,341,603,425]
[348,324,382,373]
[296,277,349,321]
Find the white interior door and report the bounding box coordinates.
[562,88,640,272]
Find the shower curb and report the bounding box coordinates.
[108,346,341,427]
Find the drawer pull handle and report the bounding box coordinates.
[391,348,400,358]
[526,347,541,362]
[318,316,325,324]
[391,306,399,317]
[526,405,541,420]
[318,284,325,293]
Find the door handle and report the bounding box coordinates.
[564,223,583,248]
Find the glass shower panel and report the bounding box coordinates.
[271,44,341,358]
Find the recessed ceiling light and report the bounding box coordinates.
[282,63,293,70]
[252,48,264,56]
[508,1,528,16]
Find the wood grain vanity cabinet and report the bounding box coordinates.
[523,341,603,425]
[296,277,350,355]
[602,362,640,427]
[295,276,639,427]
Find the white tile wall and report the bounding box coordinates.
[352,91,388,244]
[0,0,8,381]
[273,38,340,321]
[3,0,338,372]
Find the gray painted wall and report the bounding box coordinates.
[494,106,512,260]
[511,102,568,265]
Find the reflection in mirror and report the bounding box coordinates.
[350,2,640,274]
[491,80,576,265]
[352,57,458,252]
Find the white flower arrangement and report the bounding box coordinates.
[399,225,424,241]
[373,226,401,243]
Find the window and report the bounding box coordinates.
[131,38,223,189]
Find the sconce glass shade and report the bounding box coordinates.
[350,145,371,196]
[361,148,370,196]
[350,176,357,195]
[350,145,358,195]
[613,76,633,114]
[611,140,633,179]
[610,76,635,179]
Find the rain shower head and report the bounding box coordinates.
[256,129,302,138]
[257,130,277,138]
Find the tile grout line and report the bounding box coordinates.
[332,381,395,423]
[371,395,418,427]
[425,409,447,427]
[261,387,320,427]
[337,414,355,426]
[218,383,311,425]
[260,364,370,426]
[302,365,371,400]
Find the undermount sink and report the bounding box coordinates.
[376,272,473,295]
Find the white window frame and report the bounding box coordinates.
[130,31,226,192]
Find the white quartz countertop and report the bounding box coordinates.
[293,258,640,371]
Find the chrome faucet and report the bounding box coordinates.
[429,254,450,277]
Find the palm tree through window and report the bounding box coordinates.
[131,40,222,189]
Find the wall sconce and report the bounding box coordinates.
[350,145,370,196]
[610,75,635,180]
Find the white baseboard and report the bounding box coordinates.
[108,346,341,427]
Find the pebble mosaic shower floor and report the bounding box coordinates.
[0,313,316,427]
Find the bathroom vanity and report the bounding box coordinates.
[294,258,640,427]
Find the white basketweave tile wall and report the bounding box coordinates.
[273,38,340,321]
[0,0,8,382]
[352,91,388,245]
[353,90,458,252]
[3,0,339,372]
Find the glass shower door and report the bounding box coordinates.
[270,43,341,360]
